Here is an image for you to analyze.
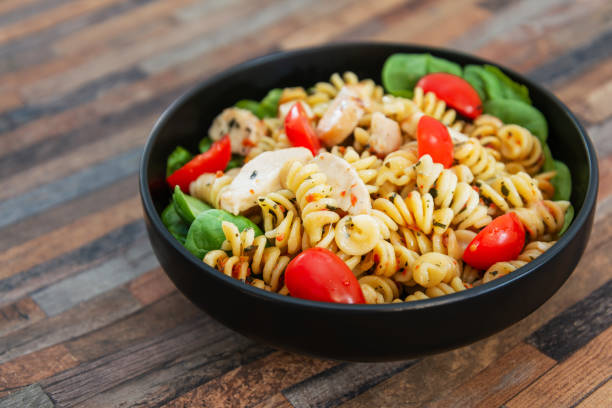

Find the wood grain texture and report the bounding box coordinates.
[0,1,609,407]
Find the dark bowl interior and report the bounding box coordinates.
[139,43,598,361]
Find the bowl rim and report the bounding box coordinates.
[139,41,599,313]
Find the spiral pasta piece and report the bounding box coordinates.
[190,170,237,209]
[412,86,466,130]
[483,241,555,283]
[454,137,505,181]
[412,252,460,288]
[331,146,382,194]
[359,275,400,304]
[375,148,418,193]
[335,214,381,256]
[511,200,569,241]
[284,160,340,247]
[257,190,303,255]
[431,229,477,260]
[478,172,543,213]
[402,276,467,301]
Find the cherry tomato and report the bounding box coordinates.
[417,73,483,119]
[285,247,365,304]
[167,135,231,193]
[417,115,454,168]
[463,213,526,270]
[284,102,321,155]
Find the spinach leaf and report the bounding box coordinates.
[236,88,283,119]
[482,99,548,142]
[226,154,244,170]
[381,53,461,98]
[483,65,531,104]
[558,204,574,237]
[185,209,263,258]
[198,136,213,153]
[551,160,572,201]
[166,146,192,177]
[463,65,504,101]
[259,88,283,118]
[161,203,191,244]
[463,67,486,101]
[172,186,211,223]
[235,99,262,118]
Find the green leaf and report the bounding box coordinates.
[235,99,263,118]
[464,65,504,101]
[161,203,190,244]
[558,204,574,237]
[259,88,283,118]
[382,53,428,97]
[463,68,486,101]
[482,99,548,142]
[551,160,572,201]
[426,54,462,76]
[226,154,244,170]
[184,209,263,259]
[483,65,531,104]
[198,137,213,153]
[166,146,192,177]
[172,185,211,223]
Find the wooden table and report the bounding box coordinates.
[0,1,610,407]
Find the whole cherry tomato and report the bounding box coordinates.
[284,102,321,156]
[285,247,365,304]
[463,213,526,270]
[417,73,483,119]
[167,135,231,193]
[417,115,454,168]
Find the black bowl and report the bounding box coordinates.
[139,43,598,362]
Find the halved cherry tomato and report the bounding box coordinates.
[463,213,526,270]
[167,135,231,193]
[284,102,321,155]
[417,115,454,168]
[285,247,365,304]
[417,73,483,119]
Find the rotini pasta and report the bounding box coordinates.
[164,64,571,306]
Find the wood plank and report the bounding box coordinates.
[0,220,146,310]
[369,0,489,48]
[0,195,142,280]
[162,352,336,408]
[0,345,78,398]
[0,92,22,113]
[252,393,295,408]
[0,174,137,252]
[555,57,612,124]
[0,113,155,201]
[277,0,404,50]
[506,326,612,408]
[0,287,141,364]
[283,360,415,408]
[427,343,556,408]
[31,238,157,316]
[0,384,54,408]
[0,298,45,337]
[128,267,177,306]
[338,202,612,407]
[0,0,41,16]
[0,0,124,46]
[526,278,612,361]
[42,317,272,408]
[576,379,612,408]
[63,292,200,363]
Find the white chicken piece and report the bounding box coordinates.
[316,85,369,147]
[400,111,468,144]
[310,152,371,215]
[278,100,314,121]
[219,147,313,215]
[208,107,265,156]
[368,112,402,156]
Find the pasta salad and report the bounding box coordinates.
[161,53,573,304]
